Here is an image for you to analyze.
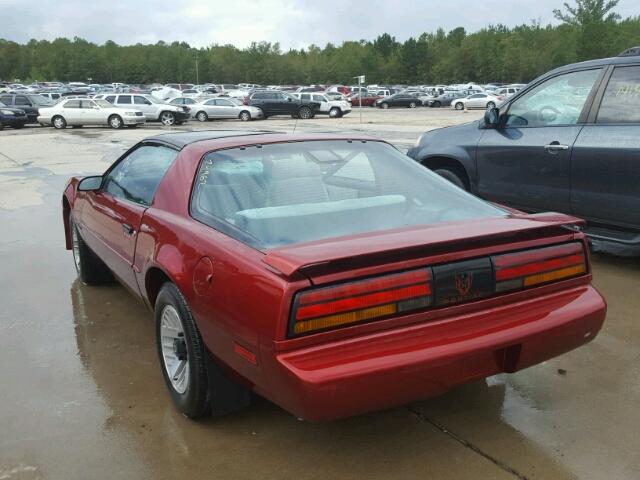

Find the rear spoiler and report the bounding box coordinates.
[262,213,585,278]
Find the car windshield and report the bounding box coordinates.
[94,99,112,108]
[191,140,505,249]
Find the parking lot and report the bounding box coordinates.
[1,108,639,480]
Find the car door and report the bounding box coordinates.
[214,98,237,118]
[467,94,485,108]
[571,64,640,228]
[475,67,603,211]
[79,99,102,124]
[79,144,178,293]
[277,92,295,114]
[133,95,154,118]
[61,99,82,124]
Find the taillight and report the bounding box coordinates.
[291,268,432,335]
[493,242,587,293]
[243,96,249,105]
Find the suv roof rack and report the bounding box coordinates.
[618,46,640,57]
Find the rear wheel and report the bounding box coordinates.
[196,111,208,122]
[409,102,417,108]
[298,106,313,119]
[160,111,176,126]
[434,167,467,190]
[14,123,24,129]
[454,102,464,110]
[239,111,251,122]
[52,115,67,129]
[108,115,123,129]
[381,102,389,109]
[71,219,113,285]
[329,107,341,118]
[432,101,441,108]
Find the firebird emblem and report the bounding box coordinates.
[455,272,473,296]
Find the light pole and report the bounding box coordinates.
[353,75,365,124]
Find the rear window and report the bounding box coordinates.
[190,141,504,249]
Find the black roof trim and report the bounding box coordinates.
[144,130,278,149]
[618,46,640,57]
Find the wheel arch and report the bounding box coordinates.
[62,195,72,250]
[145,266,175,311]
[421,155,471,191]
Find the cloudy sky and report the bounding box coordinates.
[0,0,637,49]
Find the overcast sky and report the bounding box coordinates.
[0,0,637,50]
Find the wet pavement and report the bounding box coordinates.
[1,115,639,479]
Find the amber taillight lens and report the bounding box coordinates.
[290,268,432,336]
[492,242,587,293]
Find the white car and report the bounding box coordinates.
[191,97,263,122]
[95,93,190,125]
[37,98,146,129]
[451,93,502,110]
[292,92,351,118]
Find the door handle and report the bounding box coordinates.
[544,142,569,153]
[122,223,135,236]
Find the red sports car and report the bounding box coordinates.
[62,131,606,421]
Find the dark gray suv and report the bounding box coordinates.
[408,47,640,254]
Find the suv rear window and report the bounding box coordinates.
[190,141,504,249]
[597,65,640,124]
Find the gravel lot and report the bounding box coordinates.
[0,108,638,480]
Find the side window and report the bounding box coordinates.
[80,100,96,108]
[0,95,12,105]
[505,69,601,127]
[118,95,132,104]
[104,145,178,206]
[597,65,640,124]
[205,99,216,105]
[105,95,116,103]
[216,99,233,106]
[64,100,81,108]
[312,95,325,102]
[301,94,311,101]
[15,96,30,106]
[134,96,150,105]
[253,92,266,100]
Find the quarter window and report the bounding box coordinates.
[597,65,640,124]
[64,100,81,108]
[505,69,601,127]
[104,145,178,206]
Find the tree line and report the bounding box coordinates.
[0,0,638,86]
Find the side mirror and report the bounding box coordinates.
[484,107,499,128]
[78,175,103,191]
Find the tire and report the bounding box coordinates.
[160,111,176,126]
[70,219,113,285]
[196,111,208,122]
[409,102,417,108]
[108,114,123,129]
[155,283,210,419]
[432,101,441,108]
[329,107,341,118]
[381,103,389,109]
[298,106,313,119]
[239,111,251,122]
[52,115,67,129]
[14,123,24,129]
[434,168,467,190]
[486,101,496,109]
[454,102,464,110]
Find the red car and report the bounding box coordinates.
[62,131,606,421]
[347,92,383,106]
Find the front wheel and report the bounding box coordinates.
[329,107,342,118]
[196,111,208,122]
[52,115,67,129]
[381,103,389,109]
[160,111,176,126]
[109,115,123,129]
[434,168,467,190]
[71,219,113,285]
[239,111,251,122]
[454,102,464,110]
[409,102,417,108]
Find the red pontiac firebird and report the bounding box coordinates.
[62,131,606,421]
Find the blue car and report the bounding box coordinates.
[0,100,28,130]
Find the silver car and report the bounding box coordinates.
[37,98,146,129]
[191,97,263,122]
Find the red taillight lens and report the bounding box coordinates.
[243,96,249,105]
[291,268,432,335]
[493,242,587,293]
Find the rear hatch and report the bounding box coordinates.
[262,213,590,338]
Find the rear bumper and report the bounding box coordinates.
[266,284,605,421]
